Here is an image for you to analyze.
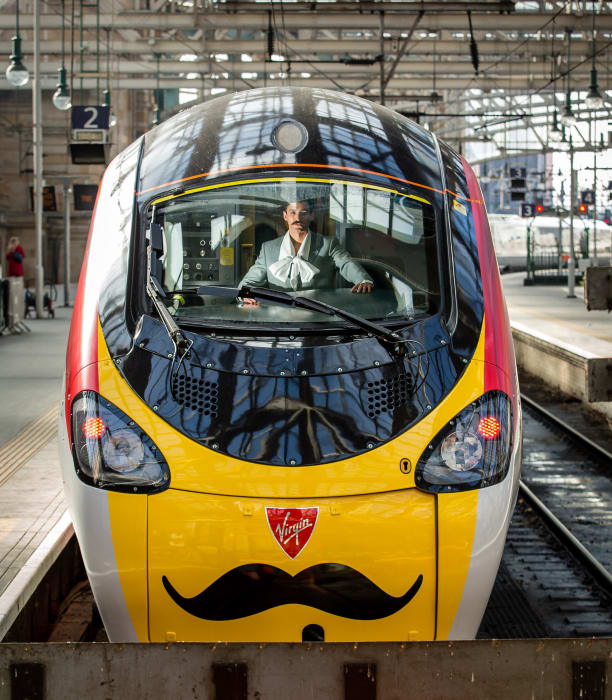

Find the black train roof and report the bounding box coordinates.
[136,87,445,201]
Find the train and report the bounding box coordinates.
[488,213,611,271]
[59,86,522,642]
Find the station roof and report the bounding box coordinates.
[1,1,610,156]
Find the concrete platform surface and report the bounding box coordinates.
[0,306,71,446]
[0,306,72,637]
[502,272,612,358]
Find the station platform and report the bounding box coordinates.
[501,272,612,421]
[501,272,612,358]
[0,304,72,640]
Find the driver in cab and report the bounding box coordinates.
[239,199,373,304]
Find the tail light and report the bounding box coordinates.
[415,391,513,493]
[70,391,170,493]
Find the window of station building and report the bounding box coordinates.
[150,178,441,327]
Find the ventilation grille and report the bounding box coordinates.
[366,374,413,417]
[172,376,219,416]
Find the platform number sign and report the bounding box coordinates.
[509,167,527,179]
[71,105,110,130]
[521,203,536,217]
[580,190,595,205]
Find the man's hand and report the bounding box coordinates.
[240,297,260,306]
[351,281,373,294]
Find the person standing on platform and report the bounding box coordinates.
[5,237,25,278]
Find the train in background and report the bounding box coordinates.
[59,87,522,643]
[489,213,612,271]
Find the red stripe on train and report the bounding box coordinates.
[461,157,516,399]
[64,179,104,432]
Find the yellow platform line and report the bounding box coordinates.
[0,404,59,487]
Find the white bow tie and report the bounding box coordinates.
[268,232,320,290]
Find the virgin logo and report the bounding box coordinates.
[265,507,319,559]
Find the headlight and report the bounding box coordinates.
[414,391,513,493]
[70,391,170,493]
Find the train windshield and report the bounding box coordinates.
[151,178,441,325]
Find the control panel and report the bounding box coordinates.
[182,237,221,283]
[173,213,237,287]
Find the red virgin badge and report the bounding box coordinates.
[265,507,319,559]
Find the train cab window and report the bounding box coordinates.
[149,179,441,326]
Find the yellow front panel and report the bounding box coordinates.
[148,488,436,642]
[435,490,479,639]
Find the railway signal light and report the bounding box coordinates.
[521,203,544,217]
[510,170,527,202]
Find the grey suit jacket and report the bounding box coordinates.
[239,232,372,291]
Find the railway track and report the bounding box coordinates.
[519,394,612,584]
[479,393,612,638]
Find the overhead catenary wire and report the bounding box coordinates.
[444,1,572,126]
[453,9,612,142]
[25,0,612,144]
[41,0,158,87]
[44,0,256,98]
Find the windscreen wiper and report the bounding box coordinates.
[197,285,406,358]
[145,219,192,359]
[146,277,192,357]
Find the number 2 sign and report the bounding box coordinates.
[72,105,110,130]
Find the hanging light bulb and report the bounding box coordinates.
[429,36,442,105]
[102,30,117,127]
[557,125,570,151]
[560,28,577,127]
[560,92,576,126]
[6,38,29,87]
[547,30,564,144]
[561,104,576,126]
[585,76,604,110]
[5,0,29,88]
[52,67,72,110]
[550,109,563,142]
[102,88,116,127]
[152,53,162,126]
[585,5,605,110]
[52,0,71,111]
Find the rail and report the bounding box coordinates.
[519,392,612,597]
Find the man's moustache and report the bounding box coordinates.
[162,563,423,621]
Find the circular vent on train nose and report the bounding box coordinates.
[172,376,219,417]
[366,374,413,417]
